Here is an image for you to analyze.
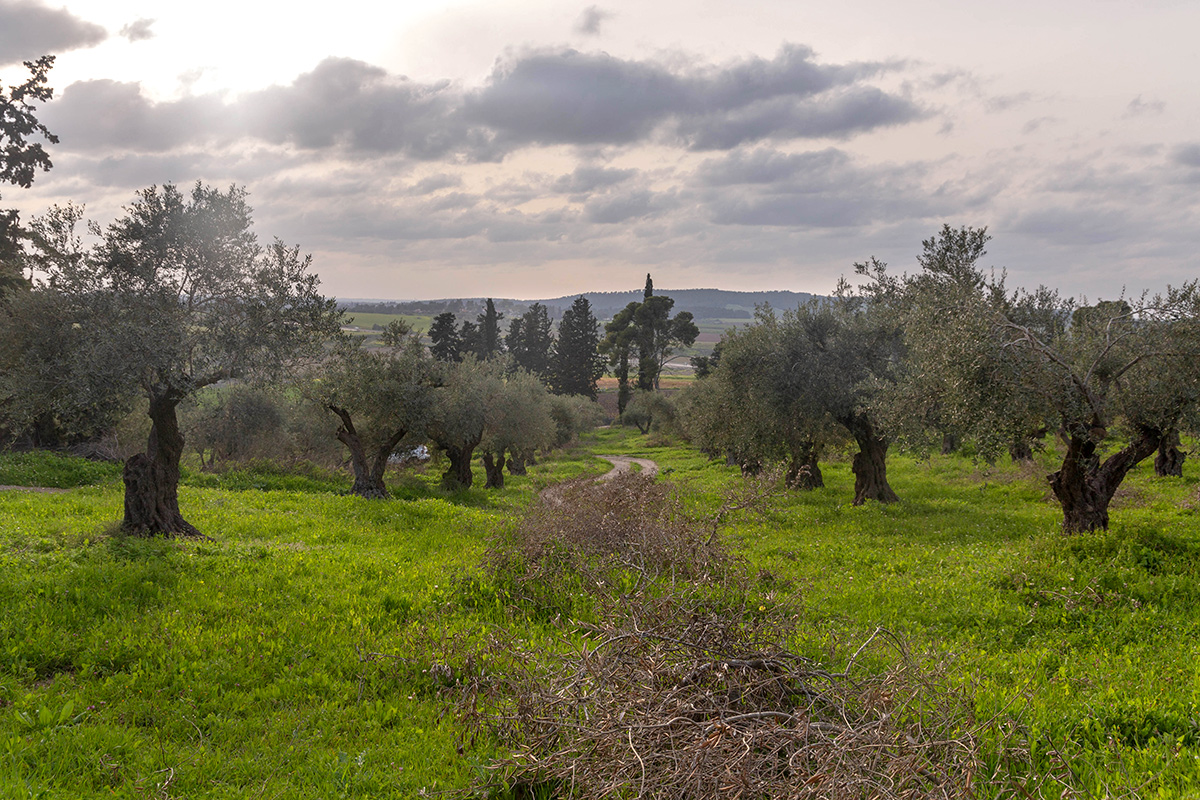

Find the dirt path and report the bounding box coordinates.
[596,455,659,481]
[539,454,660,507]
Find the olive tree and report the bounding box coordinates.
[316,328,435,498]
[893,225,1200,532]
[777,293,904,504]
[1,56,58,297]
[874,227,1059,466]
[428,356,507,489]
[621,390,674,436]
[183,385,286,469]
[479,369,554,488]
[27,183,340,535]
[682,309,835,487]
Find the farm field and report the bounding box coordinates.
[1,431,1199,798]
[340,312,435,335]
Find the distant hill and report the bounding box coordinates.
[535,288,814,319]
[341,288,816,322]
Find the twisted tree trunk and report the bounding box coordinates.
[785,441,823,489]
[507,449,529,476]
[123,388,200,537]
[482,449,506,488]
[1154,431,1185,477]
[1049,425,1158,533]
[440,441,478,489]
[844,415,897,506]
[329,406,408,499]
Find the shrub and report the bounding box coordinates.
[547,394,605,448]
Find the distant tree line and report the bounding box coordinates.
[426,297,608,398]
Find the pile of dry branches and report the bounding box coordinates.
[454,594,981,799]
[487,472,731,595]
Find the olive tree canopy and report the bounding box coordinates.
[24,182,341,535]
[890,225,1200,532]
[1,56,58,296]
[316,326,435,499]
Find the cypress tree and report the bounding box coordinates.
[551,297,606,398]
[428,312,461,362]
[477,298,504,359]
[507,302,554,379]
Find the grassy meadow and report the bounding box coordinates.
[341,313,435,336]
[2,432,1199,797]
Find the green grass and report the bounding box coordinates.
[0,451,122,489]
[2,434,1200,796]
[341,312,434,334]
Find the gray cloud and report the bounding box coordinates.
[241,58,468,158]
[1021,116,1057,134]
[584,189,672,223]
[552,165,636,193]
[43,79,228,152]
[694,147,952,228]
[1124,94,1165,118]
[119,18,155,43]
[1171,143,1200,168]
[42,46,920,161]
[408,173,463,195]
[984,92,1032,113]
[43,58,471,159]
[575,5,613,36]
[679,86,922,150]
[0,0,106,65]
[464,45,920,150]
[426,192,478,212]
[1005,204,1132,246]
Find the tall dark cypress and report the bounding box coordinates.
[477,298,504,359]
[551,296,606,398]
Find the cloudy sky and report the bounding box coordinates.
[3,0,1198,300]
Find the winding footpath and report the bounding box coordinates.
[539,453,660,507]
[596,455,659,481]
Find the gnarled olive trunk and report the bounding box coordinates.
[123,389,199,537]
[482,449,506,489]
[329,406,407,499]
[785,441,823,489]
[726,450,762,476]
[1155,431,1185,477]
[1009,437,1034,463]
[1049,425,1158,533]
[440,442,478,489]
[507,449,529,476]
[844,415,898,506]
[940,432,959,455]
